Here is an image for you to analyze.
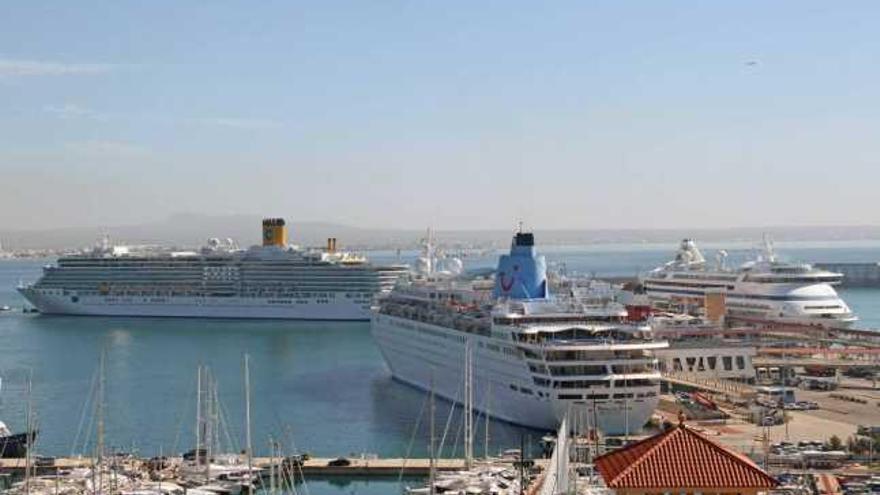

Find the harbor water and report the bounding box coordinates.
[0,242,878,493]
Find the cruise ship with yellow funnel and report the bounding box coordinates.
[18,218,408,320]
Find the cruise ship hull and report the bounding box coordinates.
[18,288,371,320]
[372,314,659,434]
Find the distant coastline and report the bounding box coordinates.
[5,213,880,252]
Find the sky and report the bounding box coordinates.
[0,1,878,231]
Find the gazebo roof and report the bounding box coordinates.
[594,422,778,490]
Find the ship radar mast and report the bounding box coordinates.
[761,234,777,263]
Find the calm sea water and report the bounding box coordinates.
[0,242,877,494]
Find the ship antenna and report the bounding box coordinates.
[762,233,776,262]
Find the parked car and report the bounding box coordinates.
[761,415,783,426]
[328,457,351,467]
[183,448,207,461]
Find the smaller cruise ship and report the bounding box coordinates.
[372,230,668,434]
[641,239,856,327]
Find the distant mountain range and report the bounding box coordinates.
[4,213,880,251]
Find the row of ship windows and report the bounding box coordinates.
[726,302,772,310]
[51,267,382,279]
[493,316,622,326]
[480,342,522,358]
[46,277,395,285]
[551,379,658,389]
[670,273,738,281]
[385,317,524,356]
[542,350,653,362]
[46,263,376,273]
[268,299,333,304]
[529,375,657,389]
[666,355,747,372]
[648,280,733,290]
[381,318,468,344]
[529,363,656,376]
[58,260,368,266]
[557,392,657,400]
[379,317,526,358]
[744,276,840,284]
[505,384,653,401]
[43,289,371,300]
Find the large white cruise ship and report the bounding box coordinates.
[18,218,407,320]
[372,231,668,434]
[641,239,856,327]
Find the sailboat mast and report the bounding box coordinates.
[204,370,213,483]
[484,380,490,460]
[244,354,253,495]
[24,371,32,495]
[429,373,436,495]
[97,352,106,494]
[464,340,473,469]
[624,368,630,444]
[195,366,202,466]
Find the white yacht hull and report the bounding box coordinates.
[644,285,856,328]
[18,288,371,320]
[371,314,659,434]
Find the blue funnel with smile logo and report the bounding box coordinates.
[493,232,549,300]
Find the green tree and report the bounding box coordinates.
[828,435,843,451]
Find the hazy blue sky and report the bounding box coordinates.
[1,1,877,231]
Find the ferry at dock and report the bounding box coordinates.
[17,218,407,320]
[641,239,856,327]
[371,230,668,434]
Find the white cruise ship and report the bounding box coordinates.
[372,231,668,434]
[18,218,407,320]
[641,239,856,327]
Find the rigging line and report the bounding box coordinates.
[70,368,98,457]
[283,427,306,495]
[280,423,310,495]
[275,439,297,495]
[450,407,465,460]
[397,389,430,490]
[270,409,312,495]
[170,371,196,456]
[266,411,304,495]
[217,393,238,454]
[436,386,462,459]
[286,425,309,495]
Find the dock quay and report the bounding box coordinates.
[0,457,472,477]
[661,371,757,399]
[726,317,880,344]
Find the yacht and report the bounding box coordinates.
[0,420,34,458]
[18,218,407,320]
[641,239,856,327]
[372,231,668,434]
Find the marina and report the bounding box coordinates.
[1,241,879,494]
[4,1,880,493]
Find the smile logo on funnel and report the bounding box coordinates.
[499,264,519,293]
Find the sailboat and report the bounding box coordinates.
[179,361,262,494]
[404,342,529,495]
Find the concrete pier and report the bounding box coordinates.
[0,457,468,476]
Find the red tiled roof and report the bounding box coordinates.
[594,423,778,489]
